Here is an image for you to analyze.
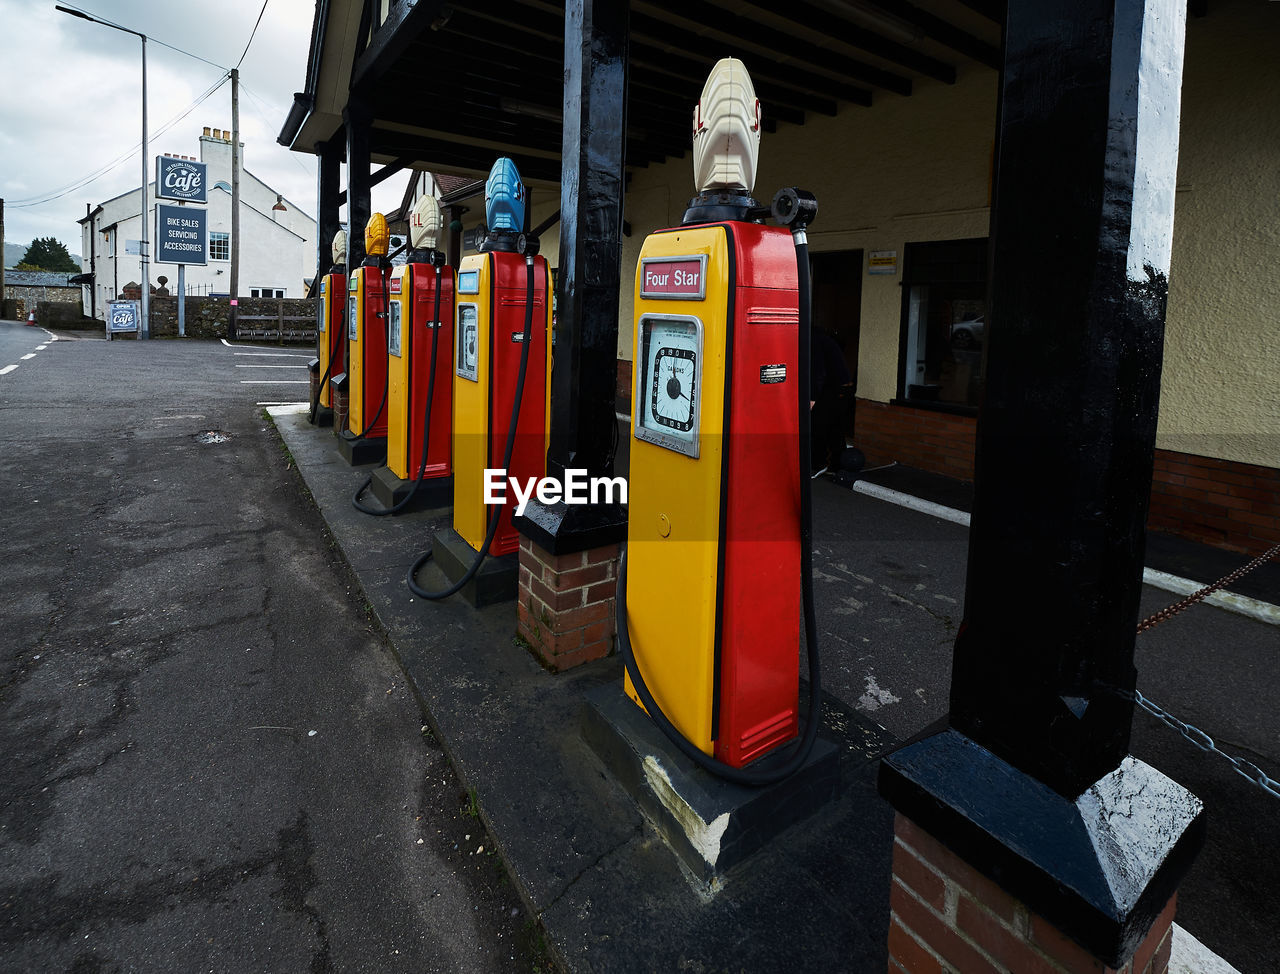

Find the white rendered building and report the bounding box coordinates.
[79,126,316,317]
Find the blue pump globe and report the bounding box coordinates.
[485,158,526,233]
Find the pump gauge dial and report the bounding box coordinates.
[457,304,479,382]
[388,300,402,357]
[635,314,703,458]
[348,296,358,341]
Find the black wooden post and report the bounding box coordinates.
[344,100,372,275]
[879,0,1203,965]
[516,0,629,553]
[316,136,343,282]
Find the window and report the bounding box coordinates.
[210,232,229,261]
[899,238,988,410]
[250,287,285,298]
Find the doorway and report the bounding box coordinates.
[810,249,863,445]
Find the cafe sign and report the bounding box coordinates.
[155,155,207,203]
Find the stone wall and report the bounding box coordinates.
[147,295,318,341]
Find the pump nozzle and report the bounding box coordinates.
[365,212,390,258]
[331,229,347,266]
[409,195,442,251]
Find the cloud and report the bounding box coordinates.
[0,0,315,256]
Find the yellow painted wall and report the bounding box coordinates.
[1161,0,1280,468]
[618,69,999,404]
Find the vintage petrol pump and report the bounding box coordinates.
[407,157,552,602]
[355,195,456,512]
[618,58,822,785]
[337,213,392,465]
[309,229,347,426]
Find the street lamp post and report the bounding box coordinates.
[57,5,150,338]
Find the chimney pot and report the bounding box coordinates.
[203,126,211,137]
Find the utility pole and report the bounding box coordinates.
[140,34,149,339]
[229,67,240,340]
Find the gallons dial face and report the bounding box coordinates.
[348,296,358,341]
[388,300,402,357]
[636,315,702,458]
[456,304,479,381]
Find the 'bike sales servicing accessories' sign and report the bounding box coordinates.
[155,156,207,203]
[156,204,208,265]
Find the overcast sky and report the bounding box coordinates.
[0,0,399,259]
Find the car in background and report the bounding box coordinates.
[950,315,984,349]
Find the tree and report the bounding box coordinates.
[19,237,79,272]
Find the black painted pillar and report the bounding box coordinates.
[516,0,629,553]
[316,136,343,281]
[550,0,629,483]
[880,0,1203,965]
[954,0,1186,798]
[344,100,372,276]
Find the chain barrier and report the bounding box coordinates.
[1136,542,1280,632]
[1129,542,1280,798]
[1129,688,1280,800]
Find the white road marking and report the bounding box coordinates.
[233,352,311,358]
[265,404,310,415]
[235,364,306,369]
[0,365,18,375]
[36,345,47,350]
[21,353,36,360]
[851,480,1280,626]
[240,380,310,384]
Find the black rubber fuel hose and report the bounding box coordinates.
[406,252,536,600]
[353,262,444,515]
[353,263,392,440]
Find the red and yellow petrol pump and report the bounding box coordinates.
[337,213,392,465]
[408,157,552,602]
[309,230,346,426]
[357,195,456,512]
[618,59,822,785]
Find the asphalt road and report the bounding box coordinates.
[0,324,547,973]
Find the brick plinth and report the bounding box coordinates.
[517,537,619,671]
[888,814,1176,974]
[332,382,349,434]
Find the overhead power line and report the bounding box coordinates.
[9,73,231,208]
[237,0,271,68]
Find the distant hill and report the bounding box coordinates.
[5,241,83,270]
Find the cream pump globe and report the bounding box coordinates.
[691,57,761,194]
[331,229,346,266]
[409,194,442,251]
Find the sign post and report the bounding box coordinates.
[156,202,207,338]
[156,157,207,338]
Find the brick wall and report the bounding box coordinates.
[1150,450,1280,554]
[517,538,619,671]
[617,358,633,405]
[854,399,978,481]
[890,814,1175,974]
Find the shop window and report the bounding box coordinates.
[898,238,988,410]
[210,232,230,261]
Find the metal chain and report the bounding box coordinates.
[1136,542,1280,633]
[1130,688,1280,800]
